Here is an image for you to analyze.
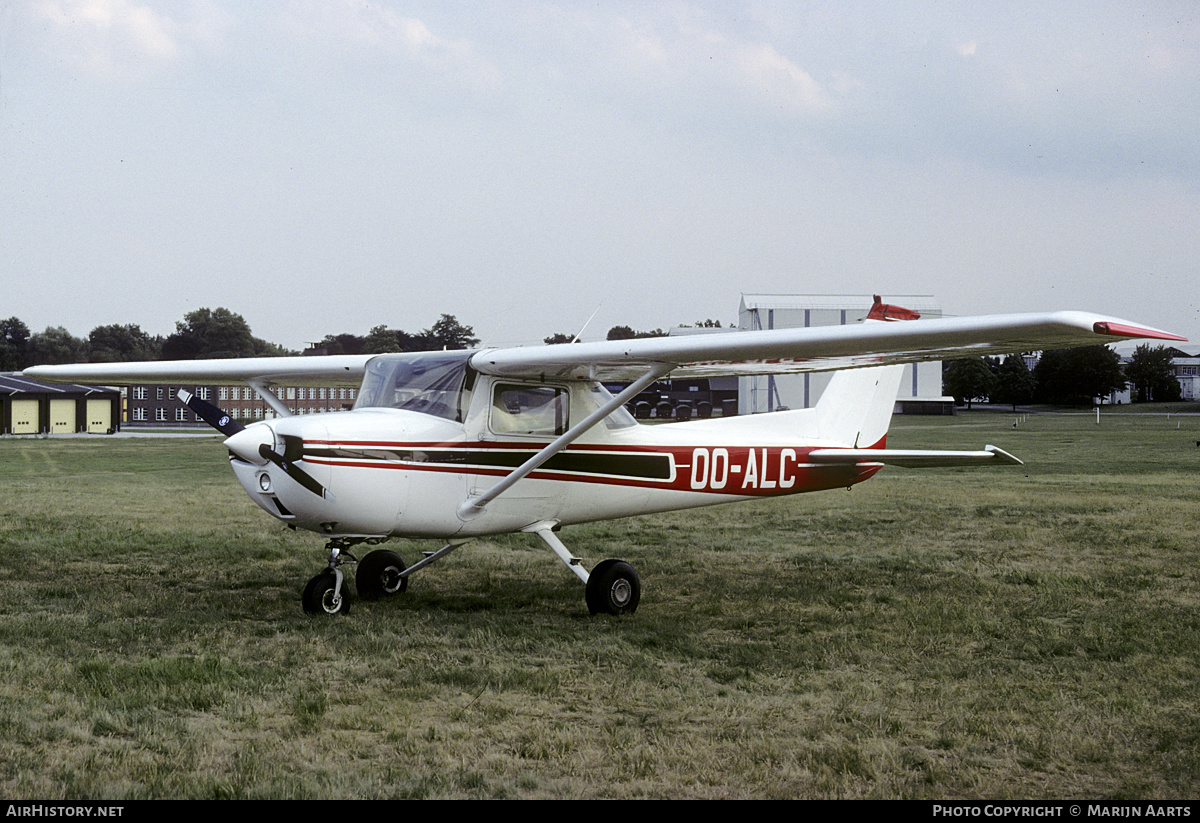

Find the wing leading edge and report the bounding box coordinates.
[23,354,374,388]
[470,309,1185,381]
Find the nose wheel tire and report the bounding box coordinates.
[356,550,409,600]
[586,559,640,615]
[303,571,351,616]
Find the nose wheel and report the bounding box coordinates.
[302,571,351,616]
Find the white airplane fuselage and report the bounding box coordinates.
[226,375,881,541]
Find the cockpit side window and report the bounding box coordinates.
[490,384,568,436]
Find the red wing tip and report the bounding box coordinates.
[867,297,921,322]
[1092,321,1187,342]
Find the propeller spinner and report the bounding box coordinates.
[179,389,334,501]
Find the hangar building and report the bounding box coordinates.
[1,374,121,435]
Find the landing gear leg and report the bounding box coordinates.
[302,540,357,616]
[526,522,641,616]
[302,538,471,616]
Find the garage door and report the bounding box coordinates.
[49,399,76,433]
[86,398,112,433]
[10,399,40,434]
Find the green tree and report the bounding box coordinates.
[424,314,479,350]
[1124,344,1182,403]
[27,326,87,366]
[163,308,255,359]
[361,325,422,353]
[0,317,31,370]
[607,325,667,341]
[991,354,1036,411]
[161,308,288,359]
[1034,346,1125,405]
[943,357,997,409]
[544,332,574,345]
[88,324,161,362]
[305,333,366,356]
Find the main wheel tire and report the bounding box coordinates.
[303,572,351,616]
[585,559,640,616]
[356,550,409,600]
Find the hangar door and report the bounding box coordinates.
[86,399,112,433]
[49,399,76,433]
[10,399,40,434]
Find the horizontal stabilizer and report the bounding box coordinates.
[807,445,1022,468]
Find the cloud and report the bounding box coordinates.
[732,41,830,114]
[274,0,502,91]
[32,0,219,80]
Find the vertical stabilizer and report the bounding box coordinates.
[814,362,905,448]
[813,296,918,448]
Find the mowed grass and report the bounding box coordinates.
[0,410,1198,799]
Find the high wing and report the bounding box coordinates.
[470,310,1184,381]
[24,354,374,388]
[22,307,1184,389]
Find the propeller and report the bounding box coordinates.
[180,389,334,502]
[178,389,245,436]
[258,434,336,501]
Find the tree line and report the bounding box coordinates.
[3,309,1185,406]
[1,310,733,369]
[0,309,481,369]
[943,344,1184,408]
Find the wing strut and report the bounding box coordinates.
[457,363,672,521]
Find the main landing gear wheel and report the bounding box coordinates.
[303,571,351,616]
[586,559,641,616]
[356,549,409,600]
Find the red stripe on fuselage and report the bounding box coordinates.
[299,440,883,497]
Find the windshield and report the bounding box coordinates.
[354,351,474,422]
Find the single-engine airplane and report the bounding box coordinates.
[24,298,1185,617]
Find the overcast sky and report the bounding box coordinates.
[3,1,1197,351]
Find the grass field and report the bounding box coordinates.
[1,410,1198,799]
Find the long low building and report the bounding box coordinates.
[125,383,358,425]
[1,373,121,434]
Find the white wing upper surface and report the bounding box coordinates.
[24,355,374,387]
[470,311,1185,381]
[21,309,1184,387]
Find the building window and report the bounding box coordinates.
[132,408,147,421]
[197,387,210,400]
[157,387,164,400]
[175,408,187,422]
[155,408,167,421]
[219,387,228,401]
[133,386,147,400]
